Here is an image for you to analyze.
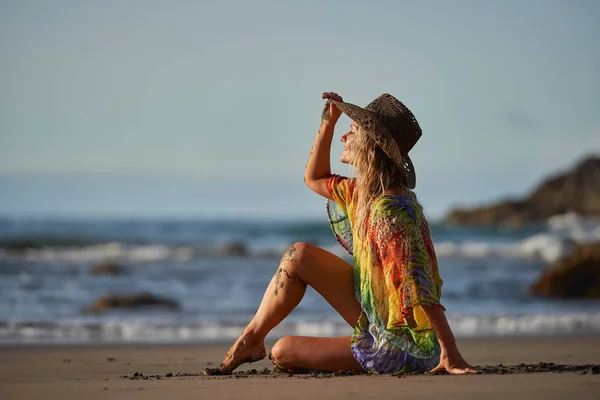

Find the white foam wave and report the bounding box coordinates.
[1,213,597,265]
[2,313,599,344]
[522,213,600,263]
[434,241,518,259]
[0,243,188,264]
[517,234,575,263]
[0,238,578,265]
[450,312,600,337]
[437,213,600,263]
[547,212,600,242]
[0,320,351,344]
[0,241,351,264]
[0,242,276,264]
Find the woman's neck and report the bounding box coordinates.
[381,186,408,197]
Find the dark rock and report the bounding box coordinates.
[84,293,179,313]
[530,242,600,298]
[89,262,126,276]
[445,200,529,228]
[1,241,43,254]
[219,241,249,257]
[445,156,600,227]
[0,236,95,253]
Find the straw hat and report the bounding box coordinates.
[330,94,422,189]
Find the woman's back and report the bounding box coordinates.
[326,174,445,373]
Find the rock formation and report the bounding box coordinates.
[530,241,600,299]
[89,262,126,275]
[445,156,600,227]
[85,293,179,313]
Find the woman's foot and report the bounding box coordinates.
[217,332,266,374]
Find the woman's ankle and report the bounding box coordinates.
[240,327,265,344]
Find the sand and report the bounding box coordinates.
[1,337,599,400]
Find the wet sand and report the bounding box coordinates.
[1,337,599,400]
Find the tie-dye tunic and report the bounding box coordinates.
[326,174,445,374]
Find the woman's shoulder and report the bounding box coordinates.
[371,191,424,225]
[327,174,357,190]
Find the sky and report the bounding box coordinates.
[1,0,599,220]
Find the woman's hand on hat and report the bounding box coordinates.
[321,92,343,122]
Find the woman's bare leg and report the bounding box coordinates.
[218,242,360,374]
[270,336,363,373]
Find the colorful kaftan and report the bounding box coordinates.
[326,174,445,374]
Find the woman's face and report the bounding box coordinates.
[340,121,359,164]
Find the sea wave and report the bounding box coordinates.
[0,237,586,264]
[449,312,600,337]
[434,213,600,262]
[0,242,296,264]
[1,213,598,264]
[2,312,599,344]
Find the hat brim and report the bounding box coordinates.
[332,100,417,189]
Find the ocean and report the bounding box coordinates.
[1,213,599,344]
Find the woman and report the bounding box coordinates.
[214,92,477,375]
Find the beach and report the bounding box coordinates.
[2,337,599,400]
[2,217,600,399]
[3,0,600,398]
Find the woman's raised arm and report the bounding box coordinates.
[304,92,343,200]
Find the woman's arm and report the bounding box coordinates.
[304,92,343,199]
[421,305,478,374]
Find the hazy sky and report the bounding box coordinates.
[1,0,599,219]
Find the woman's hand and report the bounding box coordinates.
[321,92,343,122]
[420,305,478,375]
[431,351,479,375]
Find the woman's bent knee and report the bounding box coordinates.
[280,242,314,275]
[270,336,295,369]
[283,242,319,266]
[284,242,312,262]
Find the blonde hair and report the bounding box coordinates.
[351,126,409,241]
